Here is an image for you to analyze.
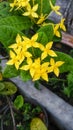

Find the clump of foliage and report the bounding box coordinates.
[63,72,73,98]
[0,0,73,95]
[0,94,47,130]
[0,0,66,81]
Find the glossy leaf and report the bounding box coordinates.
[0,16,32,48]
[3,65,19,78]
[0,82,5,91]
[0,81,17,95]
[20,70,31,82]
[38,24,54,42]
[14,95,24,109]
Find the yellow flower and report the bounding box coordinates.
[20,58,49,81]
[10,0,17,11]
[37,14,47,25]
[60,19,66,31]
[0,73,3,81]
[33,58,49,81]
[18,49,32,64]
[49,0,61,15]
[20,58,41,78]
[20,58,35,77]
[6,51,20,70]
[41,42,57,60]
[10,0,30,10]
[16,0,30,9]
[54,24,60,37]
[9,34,23,53]
[48,58,64,77]
[23,3,38,18]
[22,33,40,48]
[53,19,66,37]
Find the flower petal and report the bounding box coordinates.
[23,12,30,16]
[16,34,21,43]
[15,62,20,70]
[56,61,64,67]
[9,44,17,49]
[10,51,16,58]
[32,4,38,11]
[46,42,53,49]
[55,31,60,37]
[33,73,40,81]
[31,33,38,41]
[20,65,29,70]
[30,68,35,77]
[6,60,14,65]
[41,73,48,81]
[41,52,47,60]
[50,58,55,65]
[48,66,53,73]
[27,58,33,65]
[54,67,59,77]
[48,50,57,57]
[31,12,38,18]
[25,52,32,57]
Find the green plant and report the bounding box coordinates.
[63,72,73,98]
[0,94,47,130]
[14,95,47,130]
[0,0,73,94]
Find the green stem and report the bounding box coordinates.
[32,47,36,59]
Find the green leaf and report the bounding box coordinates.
[0,81,17,95]
[0,16,32,48]
[37,32,48,45]
[30,118,47,130]
[3,65,19,78]
[14,95,24,109]
[63,87,71,98]
[67,72,73,86]
[20,70,31,82]
[37,24,54,42]
[64,72,73,97]
[0,82,5,91]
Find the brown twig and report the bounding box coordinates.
[6,96,16,130]
[61,32,73,48]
